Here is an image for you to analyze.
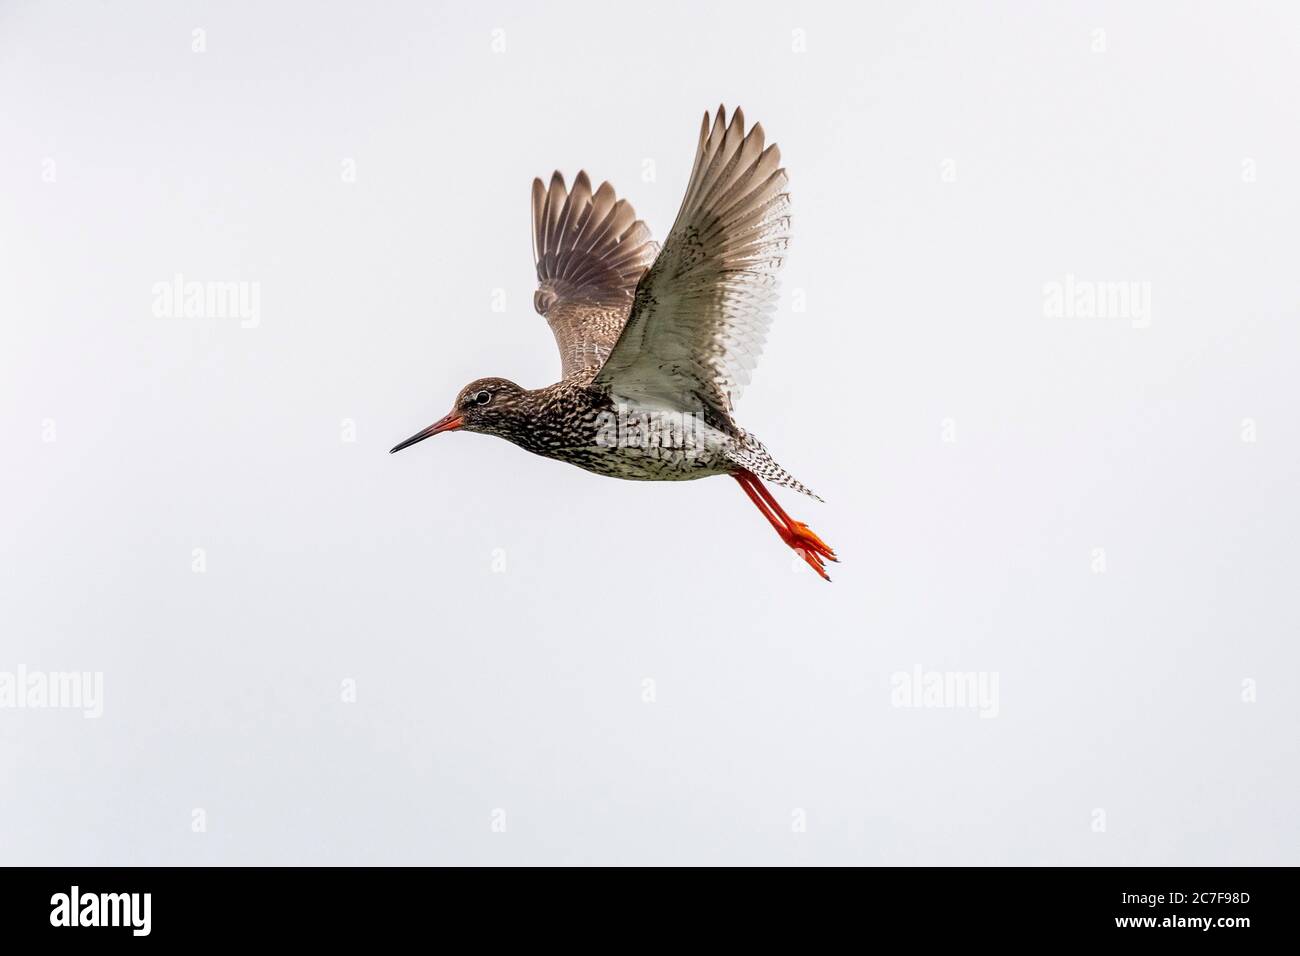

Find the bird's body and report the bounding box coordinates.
[393,105,837,578]
[467,375,814,490]
[495,378,735,482]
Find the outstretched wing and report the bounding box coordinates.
[531,171,658,378]
[593,106,790,424]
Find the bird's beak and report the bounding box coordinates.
[389,412,463,453]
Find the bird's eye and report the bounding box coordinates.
[474,390,492,406]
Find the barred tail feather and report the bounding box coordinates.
[726,431,822,501]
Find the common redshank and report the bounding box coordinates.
[391,106,837,579]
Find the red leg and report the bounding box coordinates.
[732,470,837,581]
[734,472,795,542]
[744,473,837,562]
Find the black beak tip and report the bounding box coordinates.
[389,433,426,455]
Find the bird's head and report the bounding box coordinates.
[390,377,530,453]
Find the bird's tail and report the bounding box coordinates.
[726,431,823,502]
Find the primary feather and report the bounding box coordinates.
[531,171,659,378]
[594,105,791,429]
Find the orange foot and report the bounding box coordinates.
[732,470,838,581]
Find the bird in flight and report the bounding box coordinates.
[392,105,837,580]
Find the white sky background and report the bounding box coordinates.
[1,0,1297,864]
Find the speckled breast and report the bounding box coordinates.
[514,387,735,482]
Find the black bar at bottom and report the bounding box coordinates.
[0,866,1283,943]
